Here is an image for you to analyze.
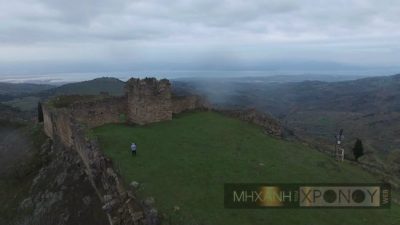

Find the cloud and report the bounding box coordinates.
[0,0,399,75]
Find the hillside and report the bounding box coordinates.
[173,74,400,173]
[173,74,400,114]
[42,77,125,96]
[0,77,125,111]
[94,111,400,225]
[0,123,108,225]
[0,103,32,122]
[0,82,54,102]
[0,82,54,96]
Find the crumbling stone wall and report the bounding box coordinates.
[43,106,74,147]
[70,96,127,128]
[171,95,209,114]
[126,78,172,125]
[123,77,210,124]
[217,108,283,137]
[43,106,54,139]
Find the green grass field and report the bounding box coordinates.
[94,111,400,225]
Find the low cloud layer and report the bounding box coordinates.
[0,0,399,75]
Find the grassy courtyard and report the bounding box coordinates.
[94,111,400,225]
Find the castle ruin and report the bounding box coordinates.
[40,77,281,225]
[41,77,208,225]
[44,77,209,130]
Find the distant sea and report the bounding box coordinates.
[0,69,398,84]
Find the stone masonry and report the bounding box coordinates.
[125,78,173,125]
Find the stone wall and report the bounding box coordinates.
[43,106,74,147]
[70,96,127,128]
[171,95,209,114]
[126,78,172,125]
[216,108,283,137]
[43,106,53,139]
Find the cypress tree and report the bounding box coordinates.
[353,138,364,161]
[38,102,44,122]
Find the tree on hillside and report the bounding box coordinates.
[352,138,364,161]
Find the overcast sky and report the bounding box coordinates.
[0,0,399,77]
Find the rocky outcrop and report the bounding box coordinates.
[18,140,109,225]
[42,104,158,225]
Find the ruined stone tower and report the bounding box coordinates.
[125,77,172,125]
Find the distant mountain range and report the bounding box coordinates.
[0,77,124,98]
[174,74,368,83]
[38,77,125,97]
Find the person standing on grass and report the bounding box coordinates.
[131,143,137,156]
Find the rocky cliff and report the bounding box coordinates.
[43,103,160,225]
